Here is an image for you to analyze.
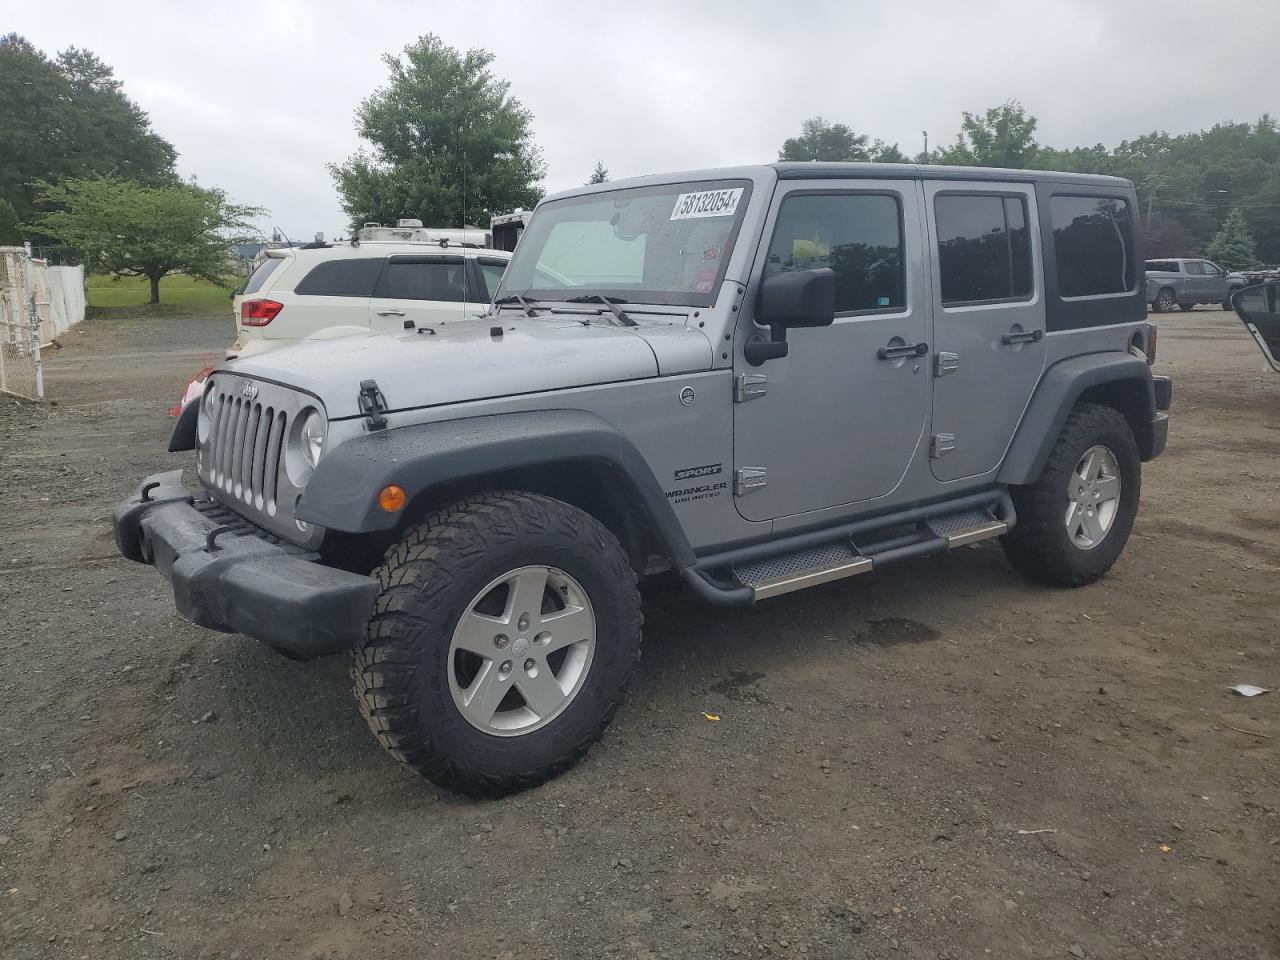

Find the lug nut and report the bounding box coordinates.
[534,632,551,647]
[494,634,509,649]
[524,658,536,672]
[517,613,531,631]
[499,660,513,676]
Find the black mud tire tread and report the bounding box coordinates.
[1001,403,1141,588]
[352,491,641,797]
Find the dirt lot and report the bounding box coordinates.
[1,306,1276,960]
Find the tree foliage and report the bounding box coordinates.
[0,34,175,218]
[778,116,904,163]
[0,199,22,245]
[587,161,609,185]
[33,179,262,304]
[1206,207,1260,270]
[938,100,1040,168]
[330,34,546,229]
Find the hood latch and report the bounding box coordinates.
[358,379,389,431]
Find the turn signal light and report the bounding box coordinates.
[378,485,407,512]
[241,299,284,326]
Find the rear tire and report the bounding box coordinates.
[352,491,641,796]
[1001,404,1141,587]
[1152,288,1176,313]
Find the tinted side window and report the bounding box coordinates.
[1203,261,1224,276]
[381,259,468,302]
[764,193,905,313]
[477,259,508,300]
[242,257,282,295]
[293,258,383,297]
[934,194,1033,305]
[1184,260,1204,276]
[1145,260,1180,273]
[1050,196,1136,298]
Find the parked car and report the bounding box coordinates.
[116,163,1170,796]
[1145,258,1245,313]
[1232,281,1280,371]
[228,241,511,358]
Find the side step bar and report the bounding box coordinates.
[680,491,1015,605]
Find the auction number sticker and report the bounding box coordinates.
[670,188,744,220]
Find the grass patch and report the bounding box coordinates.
[87,274,238,312]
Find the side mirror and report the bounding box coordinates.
[744,268,836,366]
[1232,281,1280,373]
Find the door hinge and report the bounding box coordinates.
[735,373,768,402]
[734,467,768,496]
[931,433,956,458]
[934,352,959,377]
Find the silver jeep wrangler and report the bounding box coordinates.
[115,164,1171,796]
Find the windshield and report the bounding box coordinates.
[498,180,752,308]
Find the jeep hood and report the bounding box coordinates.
[224,316,689,419]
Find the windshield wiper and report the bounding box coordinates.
[564,293,637,327]
[492,293,539,317]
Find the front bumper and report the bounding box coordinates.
[113,470,378,659]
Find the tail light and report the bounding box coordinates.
[169,365,215,417]
[241,299,283,326]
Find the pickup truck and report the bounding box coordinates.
[1146,258,1245,313]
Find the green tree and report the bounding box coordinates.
[0,198,22,245]
[0,34,175,218]
[870,142,909,163]
[587,161,609,185]
[1206,206,1261,270]
[33,178,262,304]
[938,100,1040,168]
[779,117,868,161]
[330,34,546,229]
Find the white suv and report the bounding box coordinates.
[228,241,511,358]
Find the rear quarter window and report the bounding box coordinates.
[1050,195,1136,298]
[292,258,384,297]
[242,257,283,295]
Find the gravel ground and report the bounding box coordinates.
[0,306,1277,960]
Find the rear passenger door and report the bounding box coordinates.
[369,256,475,332]
[925,182,1047,482]
[1183,259,1208,302]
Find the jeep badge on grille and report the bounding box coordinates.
[242,383,258,401]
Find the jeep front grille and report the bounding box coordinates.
[205,396,288,514]
[197,373,318,544]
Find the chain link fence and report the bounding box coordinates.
[0,247,86,400]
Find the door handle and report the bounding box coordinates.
[878,341,929,360]
[1002,328,1043,345]
[376,309,406,317]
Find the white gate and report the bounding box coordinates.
[0,247,45,400]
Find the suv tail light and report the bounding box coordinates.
[241,299,283,326]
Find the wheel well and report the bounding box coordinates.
[1076,378,1149,440]
[398,460,669,575]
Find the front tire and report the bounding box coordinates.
[1001,404,1141,587]
[352,491,641,796]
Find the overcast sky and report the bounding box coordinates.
[11,0,1279,239]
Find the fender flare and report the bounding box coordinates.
[296,409,697,569]
[998,353,1157,485]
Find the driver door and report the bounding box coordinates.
[732,180,929,522]
[1234,281,1280,372]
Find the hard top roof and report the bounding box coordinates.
[770,161,1130,187]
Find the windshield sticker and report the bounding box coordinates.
[693,269,716,294]
[670,188,744,221]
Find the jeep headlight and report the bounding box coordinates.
[301,410,326,469]
[285,408,327,484]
